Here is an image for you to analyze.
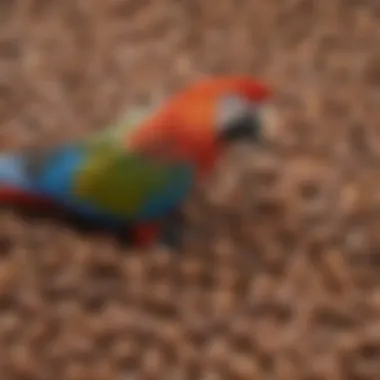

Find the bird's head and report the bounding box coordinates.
[128,75,278,176]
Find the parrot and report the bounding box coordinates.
[0,75,277,248]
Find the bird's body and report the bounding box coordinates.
[0,146,192,223]
[0,109,195,245]
[0,75,275,248]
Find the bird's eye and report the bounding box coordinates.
[216,94,261,142]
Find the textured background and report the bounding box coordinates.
[0,0,380,379]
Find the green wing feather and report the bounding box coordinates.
[75,145,177,216]
[74,103,177,217]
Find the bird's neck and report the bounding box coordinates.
[126,111,220,178]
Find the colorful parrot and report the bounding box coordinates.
[0,75,276,248]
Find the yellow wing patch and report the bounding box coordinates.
[74,145,170,217]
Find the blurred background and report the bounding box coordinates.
[0,0,380,379]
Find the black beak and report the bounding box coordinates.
[220,114,261,143]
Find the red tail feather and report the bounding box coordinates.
[0,186,56,210]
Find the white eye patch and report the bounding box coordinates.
[216,94,257,133]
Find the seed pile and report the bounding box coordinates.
[0,0,380,379]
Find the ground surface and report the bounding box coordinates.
[0,0,380,379]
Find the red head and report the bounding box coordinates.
[127,75,275,176]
